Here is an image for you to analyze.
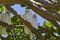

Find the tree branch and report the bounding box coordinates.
[35,3,60,22]
[1,0,60,28]
[34,0,60,8]
[5,5,45,40]
[38,25,60,40]
[0,20,60,39]
[21,0,60,29]
[0,0,23,5]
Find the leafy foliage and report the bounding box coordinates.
[0,5,5,13]
[11,16,30,40]
[44,21,53,27]
[11,16,23,25]
[56,7,60,14]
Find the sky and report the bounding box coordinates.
[10,0,56,26]
[10,0,60,26]
[10,4,47,26]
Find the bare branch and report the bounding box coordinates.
[0,0,23,5]
[35,4,60,22]
[21,0,60,29]
[34,0,60,8]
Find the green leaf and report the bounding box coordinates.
[44,21,53,27]
[56,7,60,14]
[0,6,5,13]
[11,16,23,25]
[57,10,60,14]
